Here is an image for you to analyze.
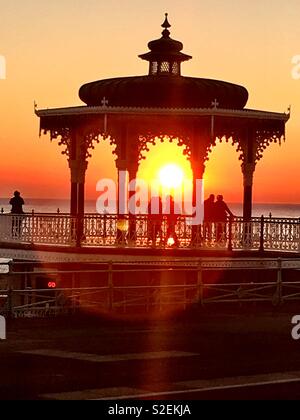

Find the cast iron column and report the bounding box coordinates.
[68,129,88,246]
[69,129,78,217]
[242,128,256,220]
[128,166,138,242]
[242,163,255,220]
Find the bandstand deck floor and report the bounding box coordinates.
[0,242,299,263]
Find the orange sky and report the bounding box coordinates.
[0,0,300,203]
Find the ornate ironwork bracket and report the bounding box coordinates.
[138,133,192,163]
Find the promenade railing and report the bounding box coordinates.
[0,213,300,252]
[1,258,300,317]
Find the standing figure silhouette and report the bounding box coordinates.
[9,191,25,238]
[214,195,234,242]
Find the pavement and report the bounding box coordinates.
[1,310,300,400]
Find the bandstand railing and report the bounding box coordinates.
[0,213,300,252]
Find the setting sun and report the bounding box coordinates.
[138,141,193,195]
[159,164,184,189]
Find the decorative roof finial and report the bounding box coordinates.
[162,13,171,29]
[162,13,171,38]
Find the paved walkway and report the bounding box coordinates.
[1,312,300,399]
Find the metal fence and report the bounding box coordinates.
[0,258,300,318]
[1,213,300,252]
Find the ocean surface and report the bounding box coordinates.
[0,198,300,218]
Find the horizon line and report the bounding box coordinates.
[0,198,300,206]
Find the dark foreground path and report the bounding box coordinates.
[1,310,300,400]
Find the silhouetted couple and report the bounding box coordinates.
[147,195,179,247]
[204,194,234,241]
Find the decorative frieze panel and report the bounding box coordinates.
[255,129,285,162]
[138,133,192,163]
[48,128,71,157]
[204,134,246,166]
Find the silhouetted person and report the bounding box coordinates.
[10,191,25,214]
[147,196,163,246]
[9,191,25,238]
[204,194,215,241]
[165,195,180,247]
[204,194,215,222]
[214,195,234,242]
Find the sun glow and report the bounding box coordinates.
[159,164,184,189]
[138,141,193,195]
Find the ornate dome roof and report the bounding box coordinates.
[79,76,248,109]
[79,14,249,110]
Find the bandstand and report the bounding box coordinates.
[1,15,299,319]
[36,14,289,226]
[0,14,293,254]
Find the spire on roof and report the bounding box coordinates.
[139,14,192,76]
[162,13,171,29]
[162,13,171,37]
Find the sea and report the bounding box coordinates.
[0,198,300,218]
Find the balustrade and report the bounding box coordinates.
[0,213,299,252]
